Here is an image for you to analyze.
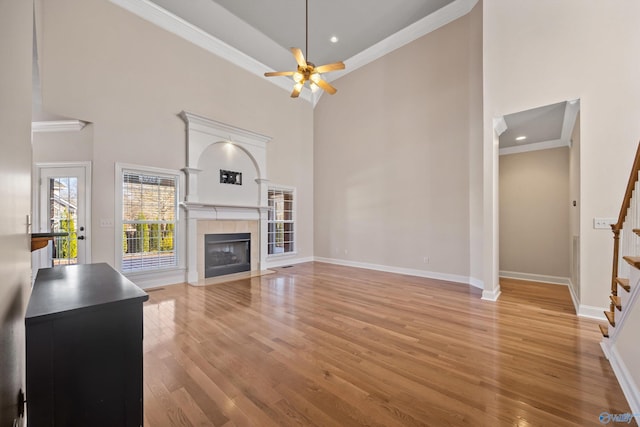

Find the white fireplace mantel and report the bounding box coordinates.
[181,202,269,221]
[180,112,272,285]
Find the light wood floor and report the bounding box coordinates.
[142,263,634,426]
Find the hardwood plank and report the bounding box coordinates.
[142,262,635,426]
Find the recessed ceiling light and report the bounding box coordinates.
[516,136,527,141]
[330,36,339,43]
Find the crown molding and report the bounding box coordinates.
[325,0,479,84]
[493,116,508,136]
[109,0,314,103]
[499,138,570,156]
[111,0,477,108]
[31,120,87,133]
[313,0,478,107]
[561,99,580,141]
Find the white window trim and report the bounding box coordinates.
[267,184,297,258]
[115,163,184,275]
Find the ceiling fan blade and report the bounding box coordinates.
[291,47,307,68]
[314,62,345,74]
[264,71,295,77]
[314,77,337,95]
[290,83,303,98]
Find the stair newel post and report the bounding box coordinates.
[611,227,620,312]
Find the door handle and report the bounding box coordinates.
[77,235,85,240]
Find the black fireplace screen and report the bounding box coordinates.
[204,233,251,278]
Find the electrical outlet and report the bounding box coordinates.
[593,218,616,229]
[423,256,429,264]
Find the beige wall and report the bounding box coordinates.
[314,6,482,282]
[499,147,570,278]
[32,125,94,163]
[569,113,581,298]
[468,2,484,284]
[483,0,640,309]
[0,0,33,424]
[37,0,314,272]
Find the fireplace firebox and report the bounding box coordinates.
[204,233,251,278]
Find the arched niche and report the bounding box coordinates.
[197,141,259,206]
[179,111,271,205]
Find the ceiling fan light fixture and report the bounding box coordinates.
[263,0,344,98]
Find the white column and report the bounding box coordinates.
[186,214,199,284]
[256,178,270,271]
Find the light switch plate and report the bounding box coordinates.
[593,218,616,229]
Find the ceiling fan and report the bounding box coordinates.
[264,0,345,98]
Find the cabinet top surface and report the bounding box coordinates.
[26,263,149,322]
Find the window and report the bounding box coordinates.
[120,167,178,272]
[268,187,295,255]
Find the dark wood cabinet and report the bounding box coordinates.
[26,263,148,427]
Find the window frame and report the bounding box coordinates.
[115,163,181,273]
[267,185,296,257]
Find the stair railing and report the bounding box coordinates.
[608,142,640,324]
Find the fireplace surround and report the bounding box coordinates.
[204,233,250,278]
[180,111,271,285]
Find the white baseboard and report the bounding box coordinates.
[314,256,484,290]
[577,304,607,321]
[608,344,640,416]
[481,286,502,301]
[125,268,187,290]
[499,270,570,286]
[600,340,611,360]
[567,279,579,315]
[469,277,485,289]
[265,256,314,269]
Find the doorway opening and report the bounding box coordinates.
[496,100,580,308]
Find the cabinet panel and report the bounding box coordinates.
[26,263,148,427]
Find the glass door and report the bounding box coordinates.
[38,165,90,265]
